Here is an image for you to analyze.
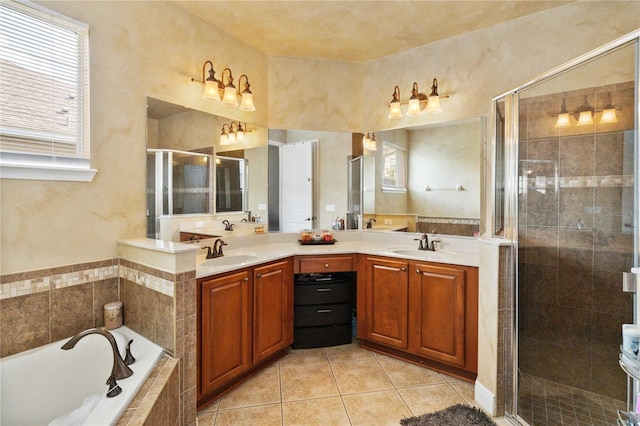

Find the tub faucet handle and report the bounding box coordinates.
[124,339,135,366]
[106,374,122,398]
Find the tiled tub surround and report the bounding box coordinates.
[0,253,197,426]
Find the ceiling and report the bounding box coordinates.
[172,1,573,63]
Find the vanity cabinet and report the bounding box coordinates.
[199,270,251,398]
[197,259,293,406]
[252,260,294,364]
[359,256,478,379]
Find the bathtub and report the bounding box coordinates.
[0,326,164,425]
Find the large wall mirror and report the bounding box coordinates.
[145,97,484,240]
[356,117,485,235]
[145,97,268,239]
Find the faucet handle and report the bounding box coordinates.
[106,374,122,398]
[124,339,135,365]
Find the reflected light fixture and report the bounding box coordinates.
[192,60,255,112]
[236,122,246,142]
[575,96,595,126]
[425,78,442,114]
[600,92,618,124]
[555,98,571,128]
[363,132,377,151]
[220,124,230,146]
[388,86,402,119]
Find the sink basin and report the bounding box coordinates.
[200,254,258,267]
[388,248,457,260]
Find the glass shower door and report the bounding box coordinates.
[497,34,639,425]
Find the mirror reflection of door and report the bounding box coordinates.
[280,140,316,232]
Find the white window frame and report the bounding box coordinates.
[381,142,407,193]
[0,0,95,182]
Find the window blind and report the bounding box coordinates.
[0,0,90,163]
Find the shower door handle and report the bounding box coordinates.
[623,268,640,293]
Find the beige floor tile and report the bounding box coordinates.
[214,404,282,426]
[330,359,394,395]
[449,379,478,406]
[280,347,328,368]
[398,383,466,414]
[324,341,375,363]
[196,410,217,426]
[199,398,219,413]
[282,396,351,426]
[342,390,412,426]
[376,356,445,388]
[281,363,339,401]
[218,367,281,410]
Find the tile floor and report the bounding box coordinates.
[517,373,626,426]
[197,340,512,426]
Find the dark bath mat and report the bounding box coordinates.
[400,404,497,426]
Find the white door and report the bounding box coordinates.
[280,141,315,232]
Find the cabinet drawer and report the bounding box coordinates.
[298,256,353,273]
[294,280,352,305]
[294,303,352,327]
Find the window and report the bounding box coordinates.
[0,0,93,181]
[382,142,406,192]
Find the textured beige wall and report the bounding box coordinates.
[2,0,638,276]
[407,119,482,218]
[1,1,267,274]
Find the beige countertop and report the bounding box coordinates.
[193,230,480,278]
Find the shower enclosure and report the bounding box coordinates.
[146,149,213,238]
[494,32,639,425]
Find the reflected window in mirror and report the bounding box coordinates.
[216,155,248,213]
[382,142,406,192]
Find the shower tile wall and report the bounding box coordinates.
[518,82,635,401]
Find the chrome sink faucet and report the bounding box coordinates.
[206,238,227,259]
[61,327,134,397]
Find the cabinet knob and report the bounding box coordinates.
[243,278,249,282]
[401,267,406,272]
[325,263,329,268]
[416,269,421,274]
[256,273,262,278]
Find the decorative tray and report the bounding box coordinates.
[298,239,337,245]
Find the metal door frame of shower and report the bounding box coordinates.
[490,30,640,425]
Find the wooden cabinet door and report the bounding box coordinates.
[364,257,409,349]
[199,271,251,397]
[253,260,294,364]
[409,263,466,366]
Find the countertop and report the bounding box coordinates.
[194,231,480,278]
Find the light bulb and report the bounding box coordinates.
[555,113,571,128]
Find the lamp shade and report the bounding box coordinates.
[202,81,220,101]
[222,85,239,107]
[220,133,229,145]
[425,95,442,113]
[388,100,402,119]
[406,98,421,116]
[239,92,255,111]
[228,131,237,144]
[600,108,618,124]
[576,110,593,126]
[555,113,571,128]
[237,128,245,142]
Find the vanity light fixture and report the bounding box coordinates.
[387,78,448,118]
[388,86,402,119]
[219,122,249,146]
[191,61,255,112]
[599,92,618,124]
[575,96,595,126]
[363,132,377,151]
[555,98,571,128]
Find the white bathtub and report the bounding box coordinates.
[0,326,164,426]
